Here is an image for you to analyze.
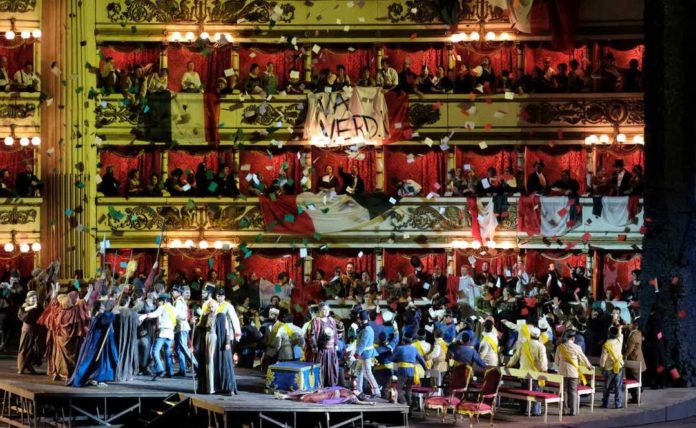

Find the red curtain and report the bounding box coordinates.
[0,40,35,78]
[311,146,376,192]
[455,146,516,176]
[454,44,516,75]
[454,250,518,276]
[238,148,303,195]
[99,148,161,194]
[165,45,232,93]
[167,251,232,280]
[238,250,303,287]
[546,0,581,50]
[314,45,375,81]
[603,42,645,69]
[383,249,446,280]
[523,43,589,74]
[238,46,303,89]
[0,148,33,187]
[384,147,447,195]
[312,249,375,278]
[101,249,157,276]
[595,146,644,174]
[0,253,34,277]
[99,43,161,73]
[383,45,447,74]
[524,146,587,193]
[524,251,586,279]
[602,253,641,292]
[167,150,232,176]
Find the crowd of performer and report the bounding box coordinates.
[0,255,667,418]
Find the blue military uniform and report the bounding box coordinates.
[435,321,458,344]
[373,340,394,400]
[355,321,380,396]
[392,343,427,407]
[448,343,486,368]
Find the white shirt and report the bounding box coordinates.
[148,74,168,92]
[398,179,422,197]
[145,303,176,339]
[13,70,40,89]
[217,301,242,340]
[458,275,479,308]
[479,332,499,366]
[376,67,399,88]
[173,297,190,332]
[181,71,202,91]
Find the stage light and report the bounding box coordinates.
[198,240,209,249]
[20,30,30,39]
[31,242,41,251]
[214,240,223,249]
[500,32,511,41]
[633,135,645,145]
[224,33,233,42]
[5,30,15,40]
[616,133,627,143]
[199,31,210,40]
[171,32,182,42]
[4,136,13,146]
[599,134,610,144]
[3,243,14,252]
[31,136,40,146]
[213,32,222,42]
[19,137,29,146]
[31,29,41,38]
[170,239,182,248]
[486,240,497,248]
[470,240,481,249]
[19,244,30,253]
[469,31,480,41]
[185,31,195,41]
[485,31,496,41]
[184,239,195,248]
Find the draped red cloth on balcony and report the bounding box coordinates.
[454,250,519,276]
[101,249,157,276]
[384,147,447,195]
[595,145,644,174]
[238,251,303,287]
[524,146,587,193]
[455,146,516,176]
[313,45,374,81]
[312,249,375,278]
[524,251,586,279]
[311,146,376,192]
[382,45,447,74]
[99,43,161,72]
[165,45,232,93]
[383,249,446,280]
[523,44,589,74]
[0,40,35,77]
[384,91,412,143]
[518,195,541,236]
[602,253,641,292]
[602,42,645,69]
[0,148,33,187]
[238,46,303,90]
[453,44,516,75]
[99,148,161,194]
[167,251,232,280]
[167,150,233,176]
[0,253,34,277]
[238,148,303,195]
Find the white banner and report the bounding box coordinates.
[304,86,388,144]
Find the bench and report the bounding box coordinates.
[497,368,564,423]
[589,357,643,407]
[545,366,596,414]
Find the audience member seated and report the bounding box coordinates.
[0,169,14,197]
[285,69,305,94]
[417,65,437,93]
[397,58,420,95]
[542,57,556,83]
[597,53,622,92]
[376,58,398,90]
[121,64,147,105]
[393,177,422,197]
[628,165,643,196]
[15,164,42,197]
[194,163,210,196]
[270,170,295,195]
[526,160,548,195]
[553,63,569,92]
[623,59,643,92]
[454,64,475,93]
[503,166,520,193]
[518,66,546,93]
[213,164,239,197]
[567,59,587,92]
[319,165,339,193]
[477,167,510,195]
[610,159,632,196]
[550,169,580,197]
[0,56,10,91]
[216,77,234,95]
[338,165,364,196]
[496,69,513,93]
[98,166,121,196]
[181,61,203,93]
[248,172,267,196]
[13,62,41,92]
[446,168,463,196]
[166,168,193,196]
[333,65,351,92]
[145,173,162,196]
[263,62,279,96]
[98,57,118,93]
[356,66,375,87]
[244,63,265,96]
[147,68,169,94]
[126,169,144,196]
[476,56,496,93]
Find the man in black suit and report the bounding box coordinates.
[550,169,580,197]
[526,160,548,195]
[610,159,633,195]
[338,165,364,196]
[15,164,43,197]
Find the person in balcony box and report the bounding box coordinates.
[627,165,643,196]
[553,63,569,92]
[0,56,10,91]
[13,62,41,92]
[146,68,169,94]
[376,58,398,91]
[446,168,463,196]
[248,171,267,196]
[98,57,118,93]
[432,65,453,93]
[338,165,364,196]
[623,59,643,92]
[214,164,239,197]
[285,69,305,94]
[332,64,351,92]
[215,77,234,95]
[526,160,548,195]
[262,62,279,95]
[243,63,265,96]
[15,164,43,197]
[475,56,495,93]
[610,159,633,196]
[97,166,121,196]
[144,173,162,196]
[567,59,587,92]
[454,63,474,94]
[416,65,436,94]
[166,168,193,196]
[125,168,144,196]
[397,58,421,96]
[194,162,210,196]
[181,61,203,93]
[356,66,376,87]
[476,167,509,196]
[393,177,422,197]
[550,169,580,197]
[123,64,147,105]
[318,165,339,193]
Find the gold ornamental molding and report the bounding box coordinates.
[0,206,37,225]
[0,0,37,13]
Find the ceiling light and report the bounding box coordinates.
[31,29,41,38]
[214,240,223,249]
[184,239,195,248]
[19,137,29,146]
[500,32,511,41]
[486,240,497,248]
[199,31,210,40]
[19,244,30,253]
[223,33,233,42]
[4,136,13,146]
[599,134,610,144]
[170,239,182,248]
[633,135,644,145]
[213,33,222,42]
[171,32,182,42]
[185,31,195,41]
[31,136,40,146]
[616,133,626,143]
[20,31,30,39]
[3,243,14,252]
[500,241,512,249]
[470,240,481,249]
[31,242,41,251]
[469,31,480,41]
[198,240,209,249]
[5,30,15,40]
[485,31,496,41]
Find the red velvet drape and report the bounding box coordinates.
[167,150,233,176]
[238,251,303,287]
[165,45,232,93]
[167,251,232,280]
[383,249,446,280]
[454,44,516,75]
[455,146,516,176]
[454,250,518,276]
[238,46,303,89]
[595,146,644,174]
[546,0,581,50]
[99,43,161,72]
[101,249,157,276]
[311,146,376,192]
[99,148,161,193]
[238,148,303,195]
[524,251,586,279]
[0,148,33,187]
[382,45,447,74]
[0,40,35,78]
[602,42,645,69]
[312,249,375,278]
[523,44,589,74]
[0,253,34,277]
[314,45,375,81]
[524,146,587,193]
[384,147,447,195]
[602,253,641,292]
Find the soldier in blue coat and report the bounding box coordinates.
[448,332,486,369]
[355,310,380,399]
[435,310,458,344]
[392,334,427,411]
[372,332,394,400]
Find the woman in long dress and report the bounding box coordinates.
[195,300,237,395]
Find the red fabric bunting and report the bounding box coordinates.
[454,44,516,76]
[313,46,374,82]
[595,146,644,175]
[384,91,412,143]
[524,251,586,279]
[445,275,460,308]
[312,249,375,278]
[518,195,541,236]
[258,195,315,234]
[167,150,232,176]
[455,146,516,176]
[311,146,376,192]
[383,147,446,194]
[454,250,518,276]
[238,251,303,289]
[165,44,232,93]
[602,253,641,292]
[468,197,482,243]
[523,44,588,74]
[524,146,587,193]
[0,148,33,187]
[238,148,303,195]
[382,45,447,74]
[99,43,161,73]
[546,0,582,50]
[99,149,161,194]
[603,43,645,69]
[101,250,157,276]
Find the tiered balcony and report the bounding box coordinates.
[0,92,41,141]
[0,197,42,240]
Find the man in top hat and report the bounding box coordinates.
[391,334,427,411]
[624,317,645,404]
[600,325,625,408]
[555,329,592,416]
[355,310,380,399]
[172,286,197,376]
[611,159,633,195]
[139,293,177,380]
[526,160,548,195]
[507,326,548,416]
